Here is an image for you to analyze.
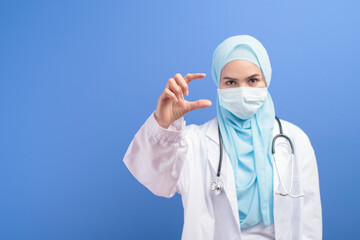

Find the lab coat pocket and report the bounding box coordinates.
[291,178,304,239]
[290,177,304,208]
[274,177,304,239]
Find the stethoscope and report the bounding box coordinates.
[211,116,304,198]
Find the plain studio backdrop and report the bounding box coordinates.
[1,0,359,239]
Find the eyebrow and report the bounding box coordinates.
[222,73,261,80]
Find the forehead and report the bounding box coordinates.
[220,59,263,78]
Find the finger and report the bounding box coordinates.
[174,73,189,96]
[187,99,212,113]
[167,78,183,100]
[184,73,207,84]
[162,88,178,103]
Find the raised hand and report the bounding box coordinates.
[154,73,212,129]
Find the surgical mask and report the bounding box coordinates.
[217,87,268,119]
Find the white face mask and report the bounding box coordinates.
[217,87,268,119]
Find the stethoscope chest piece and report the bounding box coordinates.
[211,177,224,195]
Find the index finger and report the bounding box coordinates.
[184,73,207,84]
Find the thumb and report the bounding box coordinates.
[187,99,212,113]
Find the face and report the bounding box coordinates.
[219,60,267,89]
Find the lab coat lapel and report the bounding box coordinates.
[272,119,293,194]
[272,118,294,239]
[272,119,280,193]
[205,118,241,230]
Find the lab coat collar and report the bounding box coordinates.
[204,117,220,145]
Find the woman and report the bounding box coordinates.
[123,35,322,239]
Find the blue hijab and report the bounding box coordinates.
[211,35,275,228]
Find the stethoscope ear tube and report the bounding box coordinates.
[273,153,304,198]
[217,125,223,178]
[273,116,294,154]
[272,134,294,154]
[272,117,302,198]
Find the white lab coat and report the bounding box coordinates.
[123,112,322,240]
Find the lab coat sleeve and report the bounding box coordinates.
[123,112,188,198]
[300,134,323,239]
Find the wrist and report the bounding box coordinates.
[154,112,170,129]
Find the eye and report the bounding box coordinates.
[225,80,236,85]
[248,78,258,84]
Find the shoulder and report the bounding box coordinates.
[183,117,218,140]
[198,117,218,133]
[279,118,314,152]
[184,117,217,131]
[280,119,307,137]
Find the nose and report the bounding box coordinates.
[238,81,249,88]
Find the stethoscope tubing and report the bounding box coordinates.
[217,126,223,178]
[213,116,303,198]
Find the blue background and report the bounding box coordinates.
[1,0,359,239]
